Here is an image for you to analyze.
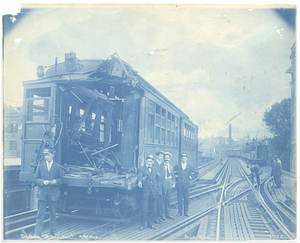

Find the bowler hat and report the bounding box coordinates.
[181,153,187,158]
[164,152,172,158]
[146,154,154,161]
[43,148,54,154]
[155,150,165,156]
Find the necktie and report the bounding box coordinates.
[165,165,170,177]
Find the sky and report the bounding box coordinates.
[2,5,296,140]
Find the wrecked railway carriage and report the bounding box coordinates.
[20,52,198,217]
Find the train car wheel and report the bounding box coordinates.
[118,203,128,219]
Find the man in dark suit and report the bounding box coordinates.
[153,150,164,223]
[34,148,63,237]
[161,152,175,220]
[271,155,282,188]
[174,153,199,217]
[138,154,158,230]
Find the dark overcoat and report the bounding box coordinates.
[35,162,63,201]
[174,164,199,189]
[138,165,159,199]
[153,160,163,195]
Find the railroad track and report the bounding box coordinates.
[5,158,296,241]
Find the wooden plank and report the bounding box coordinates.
[229,205,238,240]
[233,204,244,240]
[237,203,250,240]
[56,213,131,223]
[224,206,233,240]
[240,204,255,239]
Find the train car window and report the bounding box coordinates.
[156,105,161,114]
[26,98,50,122]
[155,126,160,142]
[148,114,154,142]
[26,88,51,122]
[167,112,171,120]
[161,128,166,144]
[167,130,171,145]
[148,101,155,114]
[175,127,178,146]
[100,124,105,142]
[172,132,175,145]
[26,88,51,98]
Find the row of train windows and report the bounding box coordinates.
[147,101,196,147]
[184,124,196,149]
[147,102,179,146]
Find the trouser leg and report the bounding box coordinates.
[48,198,57,235]
[35,200,47,236]
[274,175,281,188]
[177,187,183,214]
[157,195,163,219]
[184,188,190,215]
[148,196,157,226]
[141,198,148,227]
[165,184,172,217]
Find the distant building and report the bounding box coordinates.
[286,42,296,173]
[3,105,23,158]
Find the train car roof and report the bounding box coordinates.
[23,53,195,124]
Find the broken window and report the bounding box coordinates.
[26,88,51,122]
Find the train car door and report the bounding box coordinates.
[20,85,56,182]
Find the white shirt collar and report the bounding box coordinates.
[181,163,187,170]
[46,160,53,171]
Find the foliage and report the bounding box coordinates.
[263,98,291,171]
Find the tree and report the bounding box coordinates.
[263,98,291,171]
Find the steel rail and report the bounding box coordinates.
[215,159,231,241]
[236,160,295,240]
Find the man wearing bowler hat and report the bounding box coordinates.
[153,150,164,223]
[34,147,63,237]
[174,153,199,217]
[138,154,159,230]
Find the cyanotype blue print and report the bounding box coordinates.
[2,5,296,241]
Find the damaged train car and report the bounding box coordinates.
[20,52,198,217]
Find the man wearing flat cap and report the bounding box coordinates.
[174,153,199,217]
[34,147,63,237]
[138,154,159,230]
[153,150,164,223]
[161,152,175,220]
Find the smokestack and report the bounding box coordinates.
[229,124,233,145]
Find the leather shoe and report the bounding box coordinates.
[166,216,174,220]
[148,225,156,230]
[161,216,166,220]
[184,214,189,217]
[154,220,162,224]
[139,226,144,230]
[177,212,183,216]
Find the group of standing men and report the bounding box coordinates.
[138,151,199,230]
